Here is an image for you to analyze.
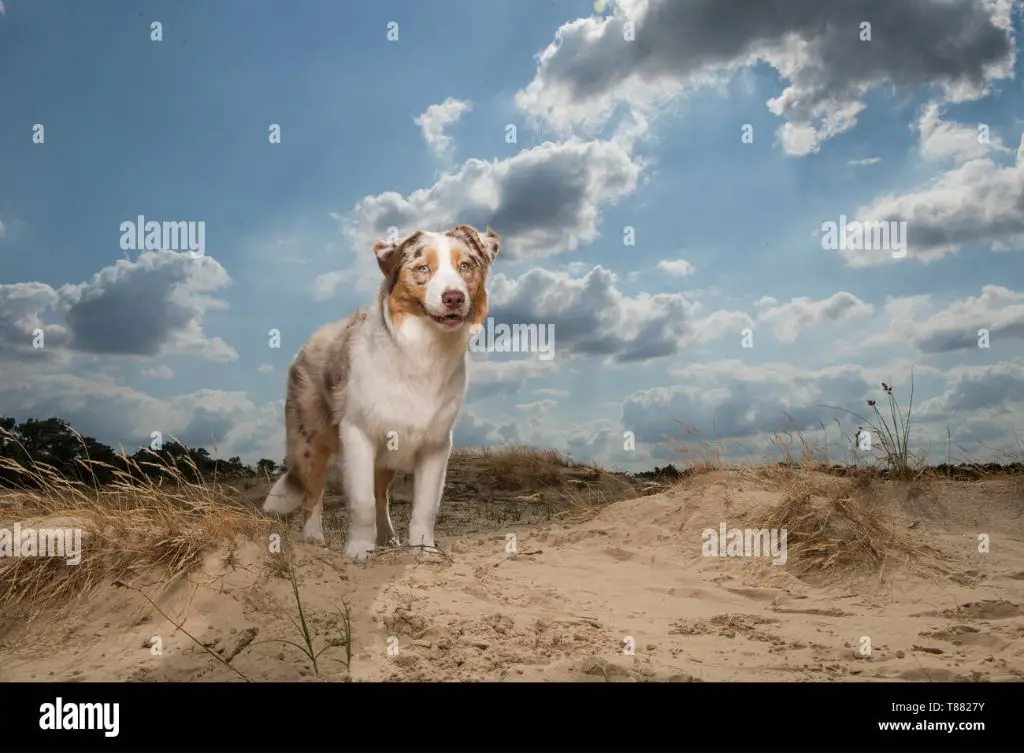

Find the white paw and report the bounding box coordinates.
[409,544,440,560]
[302,520,326,545]
[407,529,438,559]
[344,539,375,562]
[303,529,326,546]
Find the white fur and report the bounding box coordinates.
[303,503,325,545]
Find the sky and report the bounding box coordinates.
[1,0,1023,472]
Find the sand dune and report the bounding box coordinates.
[2,462,1021,682]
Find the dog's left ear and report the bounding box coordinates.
[452,224,500,264]
[481,226,500,263]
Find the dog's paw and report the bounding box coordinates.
[302,525,326,546]
[344,539,375,563]
[408,542,440,561]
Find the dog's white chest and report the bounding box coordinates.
[347,343,467,471]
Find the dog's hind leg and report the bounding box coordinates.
[263,361,338,545]
[374,469,398,546]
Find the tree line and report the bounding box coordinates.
[0,416,283,489]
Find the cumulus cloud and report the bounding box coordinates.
[467,359,559,400]
[0,361,274,454]
[0,252,237,362]
[917,102,1016,163]
[917,359,1024,416]
[515,0,1015,155]
[414,97,473,159]
[453,409,521,447]
[840,130,1024,266]
[489,265,751,363]
[756,292,874,343]
[614,355,1024,465]
[868,285,1024,353]
[656,259,694,277]
[343,138,642,263]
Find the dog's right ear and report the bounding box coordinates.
[372,240,399,276]
[373,230,422,277]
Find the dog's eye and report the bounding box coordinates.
[416,264,430,274]
[459,261,472,272]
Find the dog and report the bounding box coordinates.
[262,224,500,561]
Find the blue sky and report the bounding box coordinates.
[1,0,1023,471]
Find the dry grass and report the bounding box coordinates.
[758,474,939,578]
[0,426,273,623]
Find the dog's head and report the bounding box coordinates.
[373,224,499,334]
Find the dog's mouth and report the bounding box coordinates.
[421,304,465,329]
[433,312,465,329]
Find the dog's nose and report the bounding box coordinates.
[442,290,465,310]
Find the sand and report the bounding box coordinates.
[1,467,1022,682]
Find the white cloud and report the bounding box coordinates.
[917,102,1014,163]
[141,365,174,380]
[866,285,1024,353]
[257,363,274,374]
[656,259,695,277]
[414,97,473,160]
[0,252,237,362]
[342,138,642,268]
[756,292,874,343]
[490,264,752,363]
[842,131,1024,266]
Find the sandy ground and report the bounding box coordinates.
[2,467,1023,682]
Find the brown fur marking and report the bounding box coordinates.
[388,247,436,328]
[447,224,485,262]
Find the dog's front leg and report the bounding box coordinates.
[408,437,452,558]
[339,420,377,562]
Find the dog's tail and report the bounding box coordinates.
[262,472,303,515]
